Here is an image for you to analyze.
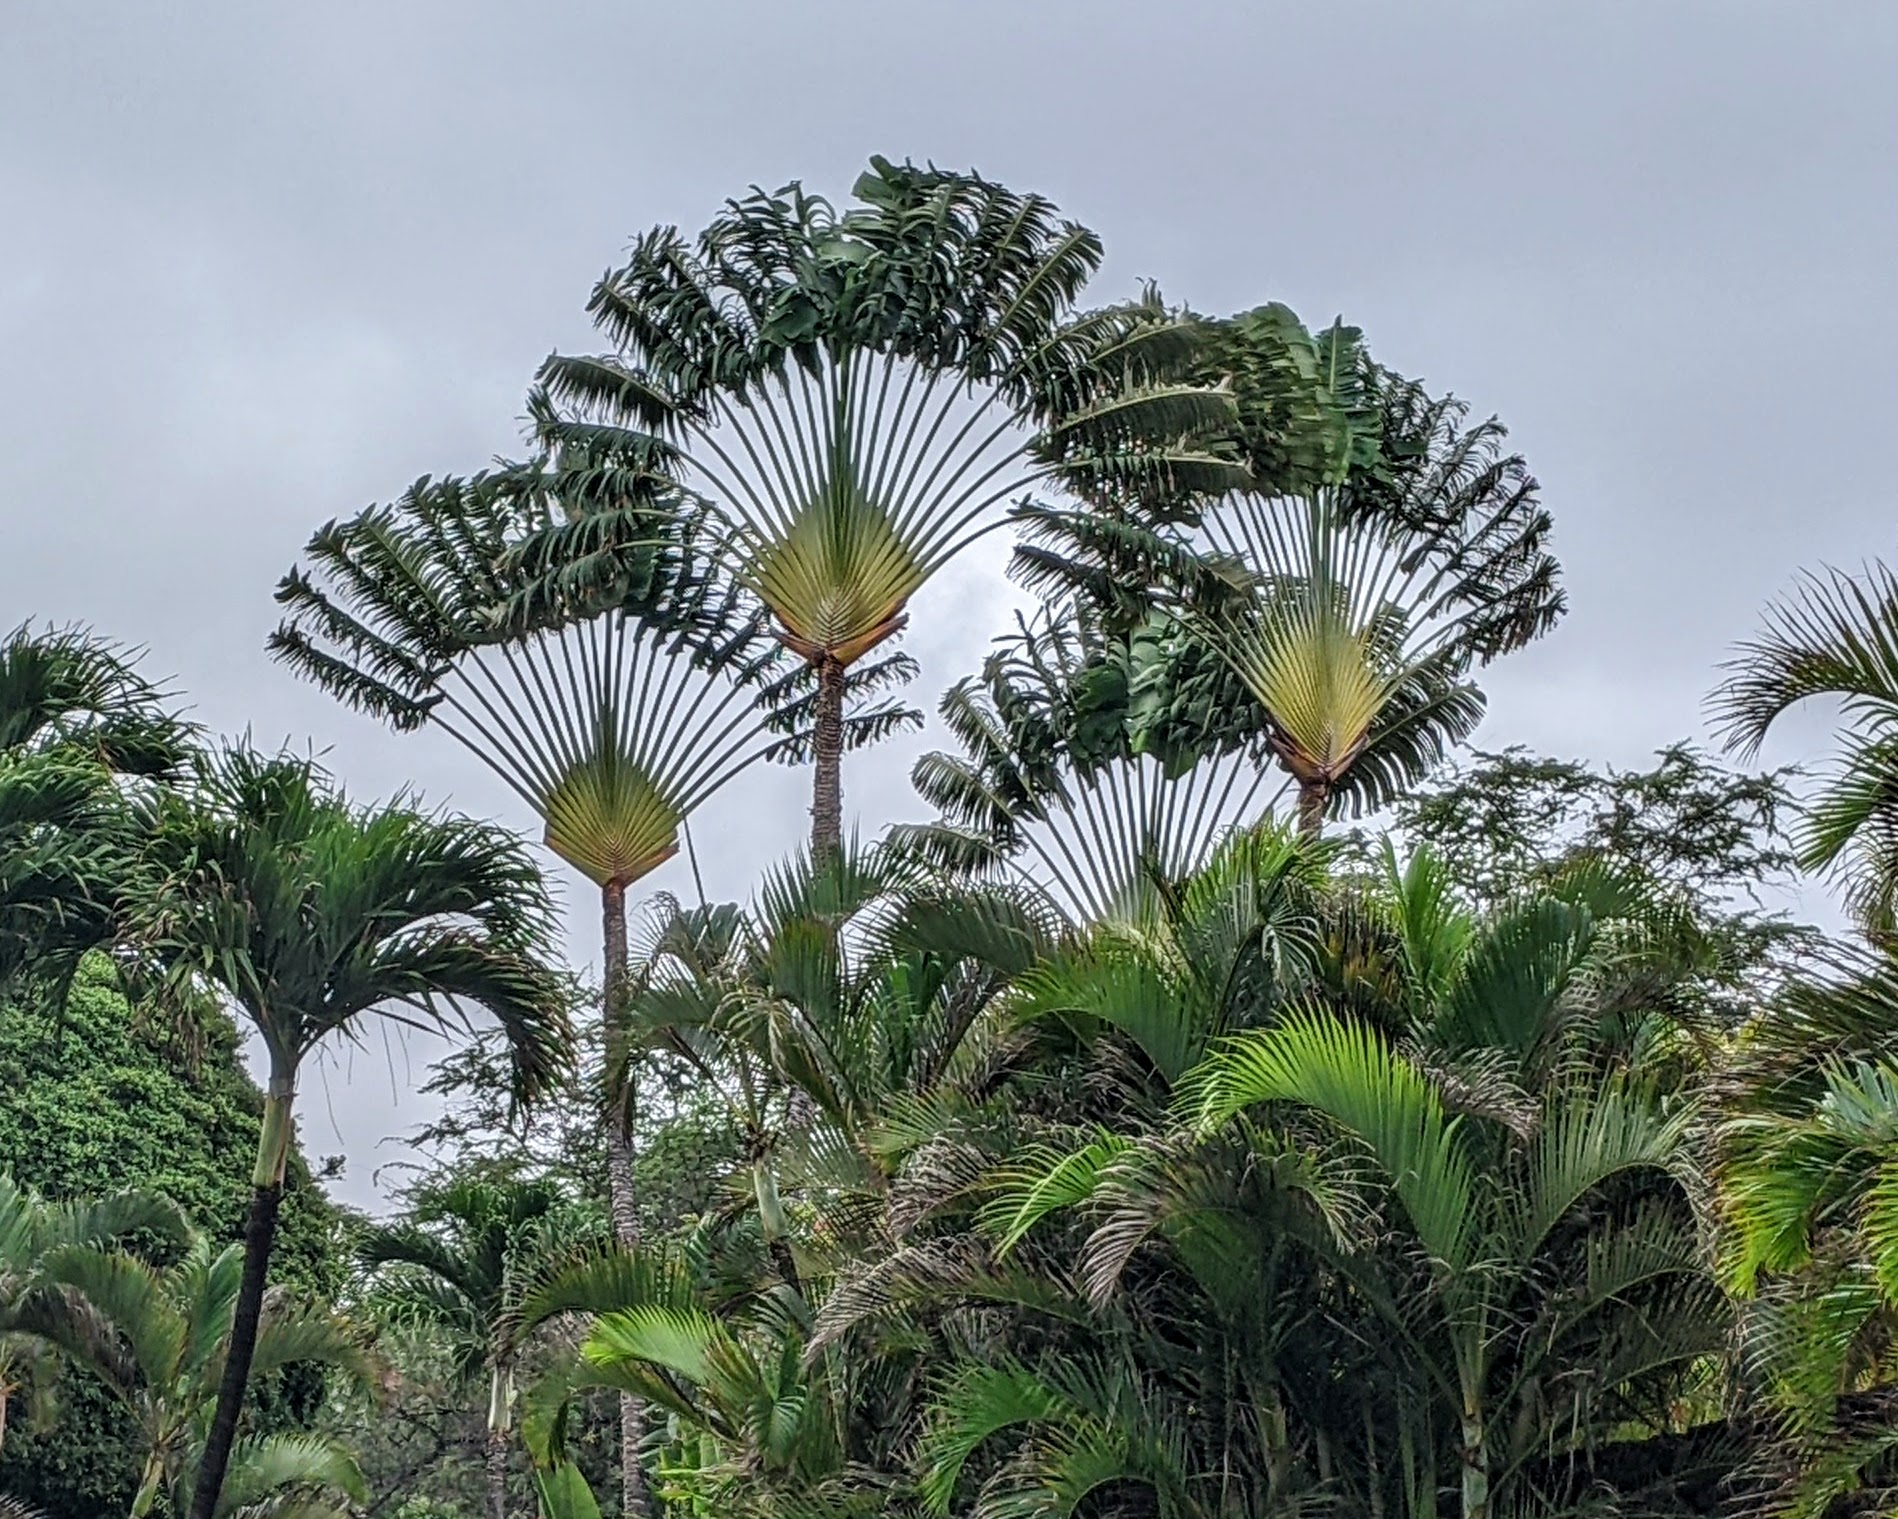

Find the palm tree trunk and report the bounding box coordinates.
[600,880,651,1519]
[810,654,846,855]
[188,1073,293,1519]
[483,1367,512,1519]
[1296,776,1329,842]
[1459,1408,1489,1519]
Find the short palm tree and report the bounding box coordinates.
[1712,561,1898,937]
[911,849,1719,1519]
[357,1176,603,1519]
[34,1234,370,1518]
[129,747,570,1519]
[533,155,1240,853]
[0,1175,187,1453]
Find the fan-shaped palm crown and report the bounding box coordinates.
[533,155,1242,846]
[1017,308,1564,837]
[272,459,769,893]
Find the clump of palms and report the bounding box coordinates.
[859,843,1724,1519]
[130,747,570,1519]
[35,1233,370,1518]
[532,156,1241,851]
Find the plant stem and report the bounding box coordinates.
[1296,776,1328,842]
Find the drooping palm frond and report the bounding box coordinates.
[0,626,192,998]
[132,746,572,1105]
[1712,562,1898,936]
[0,622,191,779]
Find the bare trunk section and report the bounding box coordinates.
[188,1077,293,1519]
[484,1425,510,1519]
[810,655,846,856]
[1296,776,1329,842]
[600,880,651,1519]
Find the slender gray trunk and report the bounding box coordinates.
[601,881,651,1519]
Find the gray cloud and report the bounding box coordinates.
[5,0,1885,1206]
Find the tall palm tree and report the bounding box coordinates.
[1016,308,1564,839]
[357,1176,602,1519]
[34,1234,370,1518]
[0,625,188,999]
[1711,561,1898,937]
[272,461,772,1514]
[532,155,1241,853]
[129,747,570,1519]
[0,1175,186,1453]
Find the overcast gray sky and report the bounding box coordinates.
[5,1,1892,1208]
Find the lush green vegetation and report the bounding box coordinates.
[7,156,1898,1519]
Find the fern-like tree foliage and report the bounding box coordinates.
[128,748,570,1519]
[32,1233,371,1518]
[357,1176,603,1519]
[531,154,1242,853]
[1016,304,1564,839]
[0,625,189,1001]
[1711,561,1898,940]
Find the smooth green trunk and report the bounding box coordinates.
[128,1446,165,1518]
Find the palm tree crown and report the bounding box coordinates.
[533,155,1241,848]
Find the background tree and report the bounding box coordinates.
[357,1176,603,1519]
[531,155,1241,853]
[130,747,570,1519]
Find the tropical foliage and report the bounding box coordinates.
[7,154,1898,1519]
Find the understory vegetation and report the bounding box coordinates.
[7,156,1898,1519]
